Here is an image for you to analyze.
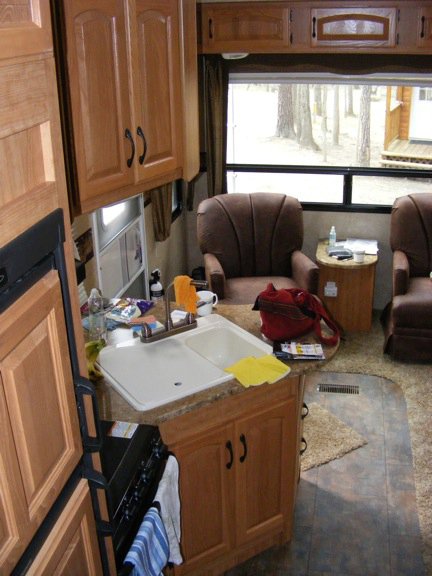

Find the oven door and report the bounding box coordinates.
[99,420,168,570]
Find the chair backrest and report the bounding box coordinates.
[197,193,304,279]
[390,193,432,277]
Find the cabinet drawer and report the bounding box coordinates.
[417,6,432,47]
[200,2,291,53]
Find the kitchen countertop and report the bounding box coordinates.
[94,302,339,426]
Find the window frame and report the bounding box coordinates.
[226,163,432,214]
[225,67,432,213]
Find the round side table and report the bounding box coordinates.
[316,240,378,332]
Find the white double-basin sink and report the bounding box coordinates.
[96,314,272,411]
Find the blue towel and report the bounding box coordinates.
[124,506,169,576]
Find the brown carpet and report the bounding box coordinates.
[320,314,432,575]
[301,402,368,471]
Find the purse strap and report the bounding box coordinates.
[254,298,314,321]
[307,295,340,346]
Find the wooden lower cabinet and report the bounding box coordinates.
[160,377,299,576]
[26,479,103,575]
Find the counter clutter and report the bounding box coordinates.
[93,301,339,426]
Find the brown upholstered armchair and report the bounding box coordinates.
[196,193,319,304]
[383,193,432,361]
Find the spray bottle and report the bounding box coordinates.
[150,269,164,301]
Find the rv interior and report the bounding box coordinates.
[1,1,431,575]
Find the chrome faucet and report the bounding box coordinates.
[140,278,208,343]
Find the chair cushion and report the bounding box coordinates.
[197,193,303,280]
[391,278,432,330]
[221,276,299,305]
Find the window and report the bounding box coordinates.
[227,73,432,210]
[92,195,148,298]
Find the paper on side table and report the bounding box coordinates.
[343,238,378,255]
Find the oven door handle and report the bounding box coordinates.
[75,376,103,452]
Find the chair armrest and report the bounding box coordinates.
[203,253,226,299]
[393,250,410,296]
[291,250,320,295]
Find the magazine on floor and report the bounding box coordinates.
[273,341,326,360]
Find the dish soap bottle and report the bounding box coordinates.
[88,288,106,342]
[329,226,336,247]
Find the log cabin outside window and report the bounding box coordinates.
[226,73,432,213]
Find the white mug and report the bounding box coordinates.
[353,250,365,263]
[197,290,218,316]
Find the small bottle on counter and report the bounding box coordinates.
[329,226,336,247]
[88,288,106,342]
[150,269,164,302]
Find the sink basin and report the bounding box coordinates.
[184,322,271,368]
[96,314,272,411]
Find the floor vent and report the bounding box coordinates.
[317,383,360,395]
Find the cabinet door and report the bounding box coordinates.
[0,0,52,59]
[0,55,67,246]
[234,399,296,546]
[418,6,432,48]
[0,271,82,573]
[311,7,398,49]
[26,479,103,575]
[64,0,135,212]
[174,426,233,573]
[133,0,182,181]
[200,2,291,53]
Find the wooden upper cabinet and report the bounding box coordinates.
[200,2,291,53]
[63,1,135,212]
[199,1,432,55]
[0,271,82,573]
[60,0,190,214]
[417,6,432,47]
[132,0,183,182]
[0,0,52,59]
[310,6,398,48]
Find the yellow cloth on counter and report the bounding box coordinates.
[224,354,291,388]
[174,275,197,314]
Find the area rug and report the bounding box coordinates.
[320,314,432,575]
[301,402,368,471]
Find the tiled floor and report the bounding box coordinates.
[225,372,426,576]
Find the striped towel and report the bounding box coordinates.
[124,506,169,576]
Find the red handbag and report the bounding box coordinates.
[253,283,340,345]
